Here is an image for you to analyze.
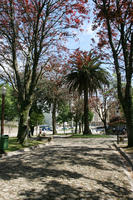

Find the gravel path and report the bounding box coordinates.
[0,137,133,200]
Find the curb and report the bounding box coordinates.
[114,142,133,170]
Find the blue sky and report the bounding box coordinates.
[66,3,98,52]
[66,23,95,51]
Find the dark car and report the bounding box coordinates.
[39,125,52,131]
[95,126,105,133]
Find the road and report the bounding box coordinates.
[0,137,133,200]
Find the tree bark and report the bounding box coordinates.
[103,120,107,134]
[123,95,133,147]
[52,100,57,135]
[79,122,82,134]
[75,120,78,134]
[17,103,31,144]
[83,86,92,135]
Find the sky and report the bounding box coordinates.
[66,2,98,52]
[67,22,98,51]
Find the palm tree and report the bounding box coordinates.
[65,50,109,135]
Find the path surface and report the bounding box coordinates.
[0,137,133,200]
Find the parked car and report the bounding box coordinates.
[39,125,52,132]
[95,126,105,134]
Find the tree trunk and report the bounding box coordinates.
[82,116,84,134]
[104,10,133,146]
[30,126,34,136]
[123,97,133,147]
[75,119,78,134]
[83,87,91,135]
[17,104,31,144]
[52,100,57,135]
[63,122,65,134]
[79,122,81,134]
[103,120,107,134]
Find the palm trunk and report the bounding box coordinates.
[83,86,91,135]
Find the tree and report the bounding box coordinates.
[72,97,84,134]
[36,76,70,135]
[37,56,71,135]
[65,50,109,135]
[29,102,45,136]
[0,0,89,143]
[92,0,133,147]
[57,104,72,134]
[89,86,115,134]
[71,96,93,134]
[0,84,18,121]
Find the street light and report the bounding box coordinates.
[1,86,6,135]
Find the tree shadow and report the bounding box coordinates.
[19,179,132,200]
[0,138,132,199]
[0,142,125,181]
[18,180,100,200]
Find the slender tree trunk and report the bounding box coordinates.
[103,120,107,134]
[30,126,34,136]
[79,122,81,134]
[52,100,57,135]
[82,116,84,134]
[83,87,91,135]
[75,119,78,134]
[63,122,65,134]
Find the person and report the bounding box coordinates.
[113,127,116,134]
[122,127,126,135]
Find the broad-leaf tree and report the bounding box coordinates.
[0,84,18,121]
[57,104,72,134]
[92,0,133,147]
[40,57,70,135]
[65,50,109,135]
[89,87,115,134]
[0,0,89,143]
[29,102,44,136]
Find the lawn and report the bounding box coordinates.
[71,134,111,138]
[6,137,48,152]
[5,134,111,153]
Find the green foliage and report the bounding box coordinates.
[0,84,18,121]
[57,104,72,124]
[29,103,45,127]
[73,98,93,122]
[65,50,109,135]
[36,78,70,113]
[6,137,47,152]
[65,50,109,95]
[88,110,93,122]
[71,134,111,138]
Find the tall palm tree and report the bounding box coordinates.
[65,50,109,135]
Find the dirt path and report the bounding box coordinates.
[0,137,133,200]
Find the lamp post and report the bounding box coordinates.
[1,86,6,135]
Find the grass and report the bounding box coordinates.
[5,134,111,153]
[6,137,47,152]
[71,134,111,138]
